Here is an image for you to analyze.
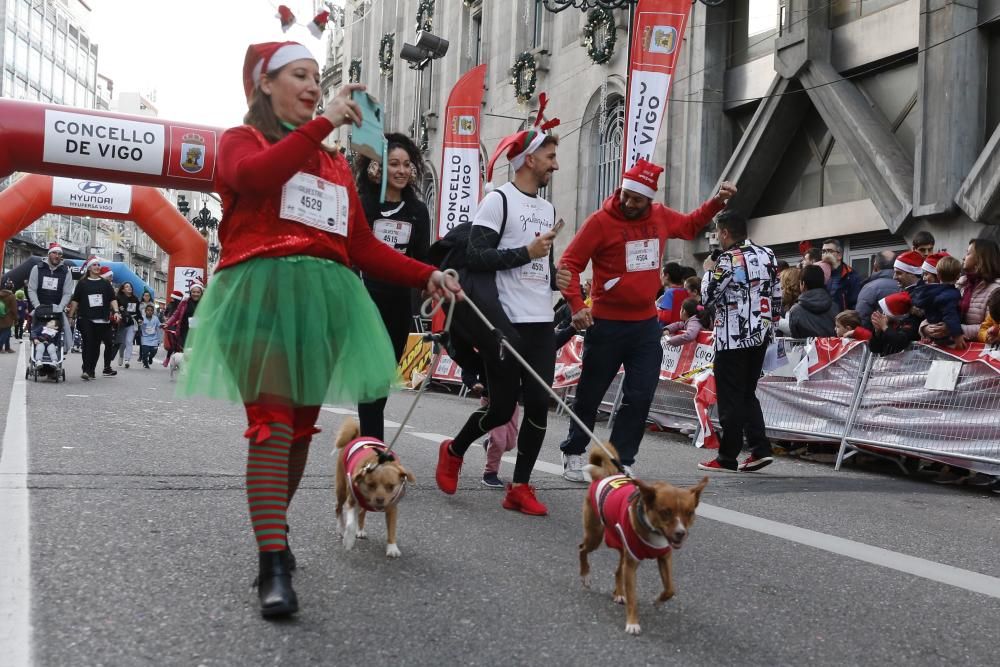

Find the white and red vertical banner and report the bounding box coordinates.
[437,64,487,239]
[622,0,693,171]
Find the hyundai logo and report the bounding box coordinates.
[78,181,107,195]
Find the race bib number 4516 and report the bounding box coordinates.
[280,172,349,237]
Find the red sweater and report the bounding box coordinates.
[214,117,433,289]
[559,191,723,321]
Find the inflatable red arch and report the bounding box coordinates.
[0,98,225,295]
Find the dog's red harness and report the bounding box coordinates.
[344,438,406,513]
[589,475,671,561]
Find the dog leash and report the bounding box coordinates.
[381,270,460,460]
[452,277,630,478]
[383,269,628,478]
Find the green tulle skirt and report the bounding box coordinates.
[176,256,398,405]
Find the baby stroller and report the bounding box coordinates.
[26,305,66,383]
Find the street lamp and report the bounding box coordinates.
[191,206,219,234]
[400,31,449,149]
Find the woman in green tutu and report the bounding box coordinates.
[178,40,460,619]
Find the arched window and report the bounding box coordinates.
[593,96,625,211]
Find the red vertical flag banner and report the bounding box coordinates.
[622,0,693,172]
[437,64,487,239]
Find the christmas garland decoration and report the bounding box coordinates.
[379,33,395,78]
[416,0,434,33]
[348,58,362,84]
[510,51,538,104]
[582,8,616,65]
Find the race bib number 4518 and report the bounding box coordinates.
[280,172,349,237]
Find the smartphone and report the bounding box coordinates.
[349,90,385,162]
[551,219,566,236]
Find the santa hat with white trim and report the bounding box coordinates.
[99,266,113,281]
[879,291,912,320]
[242,41,318,103]
[47,242,63,255]
[893,250,924,276]
[921,252,949,275]
[621,159,664,200]
[189,278,205,291]
[82,255,101,272]
[485,92,560,183]
[170,289,185,302]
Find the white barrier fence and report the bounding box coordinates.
[426,331,1000,474]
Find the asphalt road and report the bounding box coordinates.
[2,341,999,667]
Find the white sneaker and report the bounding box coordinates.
[562,453,586,482]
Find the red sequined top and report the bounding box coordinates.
[214,116,434,289]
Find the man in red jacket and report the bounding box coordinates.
[556,160,736,480]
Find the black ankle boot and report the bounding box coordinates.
[257,551,298,618]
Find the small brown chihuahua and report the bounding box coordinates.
[334,420,415,558]
[580,444,708,635]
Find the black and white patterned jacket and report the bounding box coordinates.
[701,239,780,351]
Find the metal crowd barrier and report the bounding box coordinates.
[838,343,1000,475]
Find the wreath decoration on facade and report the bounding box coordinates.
[348,58,362,84]
[582,8,617,65]
[416,0,434,33]
[379,33,395,78]
[510,51,538,104]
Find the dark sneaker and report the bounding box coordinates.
[502,484,548,516]
[80,373,92,381]
[739,455,774,472]
[698,458,738,472]
[435,439,463,495]
[933,469,969,485]
[991,479,1000,495]
[102,368,117,376]
[481,472,505,488]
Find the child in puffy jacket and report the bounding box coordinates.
[912,256,965,349]
[138,304,163,369]
[663,299,713,346]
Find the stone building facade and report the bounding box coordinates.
[333,0,1000,272]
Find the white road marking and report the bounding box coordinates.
[696,504,1000,599]
[321,407,399,427]
[403,429,1000,599]
[0,345,32,665]
[65,394,90,398]
[321,406,358,416]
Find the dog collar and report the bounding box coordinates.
[635,501,664,538]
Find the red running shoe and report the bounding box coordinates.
[739,454,774,472]
[435,439,463,495]
[697,458,738,472]
[502,484,548,516]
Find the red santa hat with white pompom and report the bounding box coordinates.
[484,93,560,189]
[242,41,318,103]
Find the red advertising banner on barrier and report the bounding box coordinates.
[431,350,464,384]
[621,0,693,171]
[660,331,715,381]
[436,65,487,239]
[920,341,1000,374]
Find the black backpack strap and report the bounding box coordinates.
[496,189,507,247]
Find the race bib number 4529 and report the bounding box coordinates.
[280,172,349,237]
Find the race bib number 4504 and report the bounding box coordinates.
[626,238,660,272]
[280,172,349,236]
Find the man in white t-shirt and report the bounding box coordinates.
[435,104,562,516]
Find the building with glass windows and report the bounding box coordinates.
[335,0,1000,271]
[1,0,101,272]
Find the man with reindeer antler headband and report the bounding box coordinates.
[434,93,565,516]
